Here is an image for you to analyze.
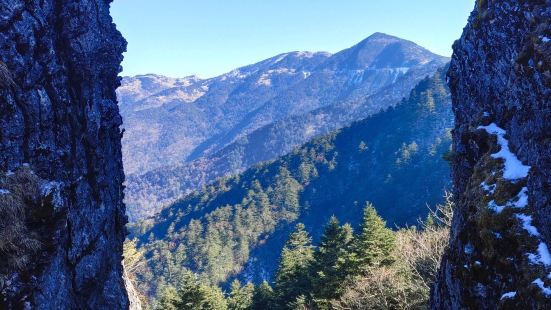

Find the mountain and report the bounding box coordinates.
[432,1,551,308]
[119,52,330,175]
[0,1,129,308]
[129,67,453,299]
[120,33,450,221]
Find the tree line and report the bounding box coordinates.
[151,196,452,310]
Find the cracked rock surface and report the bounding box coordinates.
[0,0,128,308]
[431,0,551,308]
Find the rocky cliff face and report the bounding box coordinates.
[432,0,551,308]
[0,0,128,308]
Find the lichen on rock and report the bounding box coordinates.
[0,0,128,308]
[431,0,551,308]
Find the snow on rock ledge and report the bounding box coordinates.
[431,0,551,308]
[478,123,531,180]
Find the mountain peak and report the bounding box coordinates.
[355,32,410,48]
[323,32,448,70]
[365,32,401,40]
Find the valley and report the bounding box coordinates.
[126,67,453,303]
[2,1,549,309]
[119,33,449,221]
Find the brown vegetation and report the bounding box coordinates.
[331,195,453,310]
[0,166,60,275]
[0,61,15,89]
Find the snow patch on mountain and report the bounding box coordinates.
[533,278,551,297]
[477,122,551,298]
[478,123,531,180]
[516,214,540,237]
[500,292,517,300]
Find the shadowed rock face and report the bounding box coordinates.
[0,0,128,308]
[432,0,551,308]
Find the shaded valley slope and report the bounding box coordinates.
[120,33,450,220]
[129,67,453,299]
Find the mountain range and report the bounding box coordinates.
[128,67,453,299]
[118,33,450,221]
[3,0,548,308]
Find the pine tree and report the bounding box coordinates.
[273,167,302,221]
[173,271,205,310]
[227,280,254,310]
[311,217,354,306]
[251,281,275,310]
[170,270,228,310]
[288,294,311,310]
[198,284,227,310]
[350,203,396,275]
[274,223,314,308]
[156,285,179,310]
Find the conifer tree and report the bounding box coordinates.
[156,285,179,310]
[173,271,205,309]
[168,270,228,310]
[227,280,254,310]
[288,294,311,310]
[311,217,354,306]
[273,167,302,221]
[350,203,396,275]
[251,281,275,310]
[198,284,227,310]
[274,223,314,308]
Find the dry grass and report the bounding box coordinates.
[0,61,15,89]
[331,265,427,310]
[0,167,44,273]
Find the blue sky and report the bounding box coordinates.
[111,0,474,78]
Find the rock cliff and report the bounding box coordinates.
[432,0,551,308]
[0,0,128,308]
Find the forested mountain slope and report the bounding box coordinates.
[129,67,453,299]
[121,33,449,220]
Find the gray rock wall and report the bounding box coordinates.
[0,0,128,308]
[432,0,551,308]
